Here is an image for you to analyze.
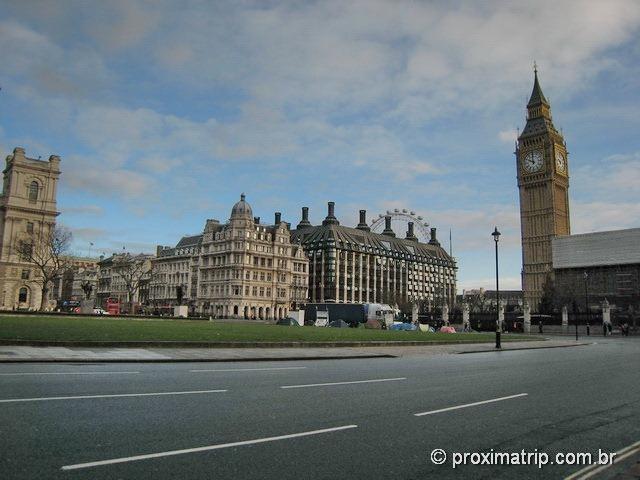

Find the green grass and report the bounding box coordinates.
[0,314,534,344]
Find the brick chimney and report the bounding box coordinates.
[429,227,440,246]
[296,206,311,229]
[322,201,340,226]
[356,209,370,231]
[382,215,395,237]
[405,222,418,242]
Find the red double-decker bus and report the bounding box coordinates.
[105,298,120,315]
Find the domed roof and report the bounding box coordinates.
[230,193,253,220]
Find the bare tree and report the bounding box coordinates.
[112,254,151,312]
[15,225,72,310]
[466,290,491,313]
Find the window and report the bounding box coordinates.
[21,269,30,280]
[28,181,38,202]
[26,222,34,234]
[18,287,28,303]
[19,241,33,260]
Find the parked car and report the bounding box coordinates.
[93,308,108,315]
[328,319,350,328]
[276,317,299,326]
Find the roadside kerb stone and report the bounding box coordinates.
[0,339,590,363]
[0,338,541,349]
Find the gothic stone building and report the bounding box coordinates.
[0,147,61,310]
[516,69,571,310]
[290,202,456,308]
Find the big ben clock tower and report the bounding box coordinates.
[516,66,570,310]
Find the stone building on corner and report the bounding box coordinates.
[150,235,202,314]
[0,147,61,310]
[150,194,309,319]
[96,253,154,312]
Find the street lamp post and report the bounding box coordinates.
[584,271,590,336]
[573,299,578,341]
[492,227,501,349]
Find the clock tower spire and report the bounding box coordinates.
[516,67,571,311]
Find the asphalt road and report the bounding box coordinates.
[1,337,638,479]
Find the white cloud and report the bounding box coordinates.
[61,205,105,216]
[458,276,522,293]
[69,226,107,241]
[498,129,518,144]
[0,20,113,99]
[86,1,161,52]
[572,201,640,233]
[571,150,640,230]
[63,154,157,199]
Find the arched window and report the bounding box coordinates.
[28,181,39,202]
[18,287,28,303]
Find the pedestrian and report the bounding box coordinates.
[608,322,613,335]
[586,322,590,336]
[623,322,630,336]
[603,321,607,336]
[538,320,543,334]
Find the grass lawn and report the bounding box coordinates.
[0,315,534,344]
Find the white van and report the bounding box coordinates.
[364,303,395,328]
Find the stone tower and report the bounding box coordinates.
[0,147,61,309]
[516,68,570,310]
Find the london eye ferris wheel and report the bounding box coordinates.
[369,209,431,243]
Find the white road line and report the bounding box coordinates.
[190,367,307,373]
[0,389,227,403]
[61,424,358,471]
[565,439,640,480]
[281,377,406,389]
[0,371,140,376]
[414,393,528,416]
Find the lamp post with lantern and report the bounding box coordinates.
[492,227,501,349]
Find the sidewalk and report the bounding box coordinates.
[0,339,591,362]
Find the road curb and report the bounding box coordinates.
[0,338,537,349]
[456,342,593,354]
[0,354,398,363]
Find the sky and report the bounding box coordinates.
[1,0,639,293]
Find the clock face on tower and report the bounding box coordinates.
[523,150,544,173]
[555,151,566,173]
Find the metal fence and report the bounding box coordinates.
[469,310,637,332]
